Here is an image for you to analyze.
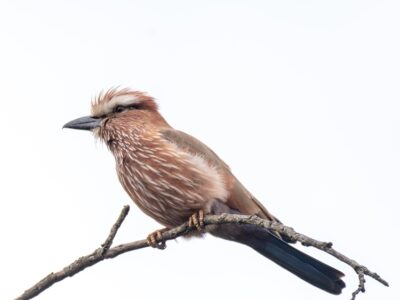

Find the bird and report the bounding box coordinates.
[64,87,345,295]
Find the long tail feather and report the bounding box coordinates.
[210,223,345,294]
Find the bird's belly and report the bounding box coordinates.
[116,148,229,228]
[137,185,207,227]
[118,165,211,227]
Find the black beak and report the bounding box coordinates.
[63,116,102,131]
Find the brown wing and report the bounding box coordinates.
[161,129,279,222]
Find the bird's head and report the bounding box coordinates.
[63,87,165,144]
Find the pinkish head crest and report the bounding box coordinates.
[91,87,158,117]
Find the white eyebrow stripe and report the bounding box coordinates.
[98,95,140,116]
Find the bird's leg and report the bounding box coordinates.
[147,229,167,249]
[188,209,205,231]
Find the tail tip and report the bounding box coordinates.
[330,278,346,295]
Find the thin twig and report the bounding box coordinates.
[15,207,388,300]
[351,270,366,300]
[101,205,130,254]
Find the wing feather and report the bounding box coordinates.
[160,129,278,221]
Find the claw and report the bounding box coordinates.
[147,229,166,249]
[188,210,205,231]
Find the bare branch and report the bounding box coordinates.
[101,205,130,254]
[15,207,388,300]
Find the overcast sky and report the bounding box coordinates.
[0,1,398,299]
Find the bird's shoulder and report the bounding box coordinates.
[160,128,230,171]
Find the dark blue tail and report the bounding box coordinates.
[210,223,345,294]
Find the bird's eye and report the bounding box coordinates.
[114,105,125,113]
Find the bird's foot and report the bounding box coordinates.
[147,229,167,250]
[188,210,205,231]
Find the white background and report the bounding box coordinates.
[0,1,398,299]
